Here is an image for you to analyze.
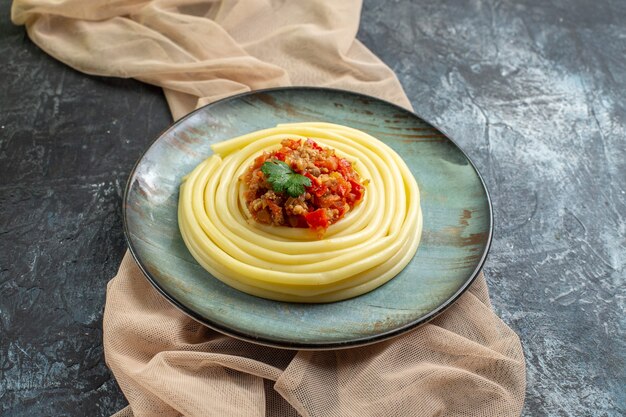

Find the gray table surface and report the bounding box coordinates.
[1,0,624,416]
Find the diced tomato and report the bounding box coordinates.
[335,177,351,197]
[339,203,349,217]
[304,172,318,184]
[348,179,363,205]
[305,172,328,197]
[329,201,348,218]
[317,194,341,208]
[304,172,318,185]
[283,139,302,150]
[306,139,324,151]
[337,158,352,178]
[253,153,269,167]
[314,156,339,171]
[305,209,329,230]
[274,151,286,161]
[328,156,339,170]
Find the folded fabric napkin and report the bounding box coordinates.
[12,1,526,416]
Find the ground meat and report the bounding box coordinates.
[240,138,366,235]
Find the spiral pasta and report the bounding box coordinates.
[178,122,423,303]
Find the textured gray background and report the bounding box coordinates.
[1,0,624,416]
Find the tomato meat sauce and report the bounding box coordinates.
[240,138,366,235]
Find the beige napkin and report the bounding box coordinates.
[12,1,526,416]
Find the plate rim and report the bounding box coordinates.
[122,86,493,350]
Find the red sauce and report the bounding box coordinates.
[240,138,366,235]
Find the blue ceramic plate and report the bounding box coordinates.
[124,87,492,349]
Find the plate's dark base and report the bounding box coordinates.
[124,87,492,349]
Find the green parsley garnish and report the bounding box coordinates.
[261,160,312,197]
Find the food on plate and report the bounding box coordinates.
[240,137,367,235]
[178,122,422,303]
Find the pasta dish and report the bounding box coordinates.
[178,122,422,303]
